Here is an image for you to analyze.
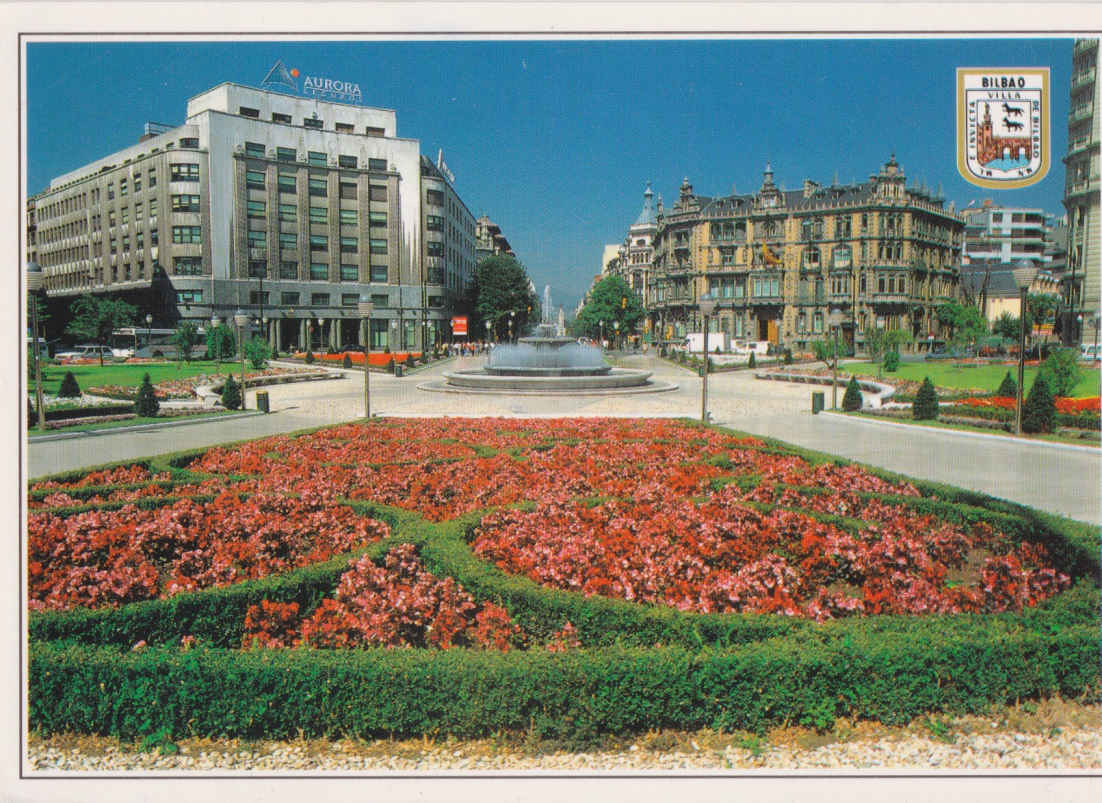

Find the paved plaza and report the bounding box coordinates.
[26,355,1101,525]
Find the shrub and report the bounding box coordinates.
[220,375,242,411]
[913,377,939,420]
[1022,375,1055,434]
[387,358,397,374]
[783,348,793,365]
[841,376,863,411]
[1037,348,1082,397]
[883,350,900,372]
[58,371,82,398]
[342,353,353,369]
[996,371,1018,398]
[133,373,159,418]
[304,351,315,365]
[243,337,271,370]
[405,353,416,368]
[206,324,236,363]
[748,352,756,369]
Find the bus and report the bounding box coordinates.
[110,327,195,359]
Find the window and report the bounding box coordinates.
[339,182,356,200]
[426,241,444,257]
[121,207,130,224]
[803,246,820,268]
[171,163,200,182]
[239,106,260,118]
[310,292,330,306]
[339,209,358,225]
[813,312,824,333]
[107,183,114,200]
[276,147,297,162]
[272,111,292,124]
[136,232,144,250]
[303,117,323,129]
[177,289,204,303]
[172,194,201,212]
[280,263,298,280]
[898,277,906,294]
[278,203,296,222]
[338,155,357,168]
[427,266,445,284]
[249,291,270,305]
[246,170,265,189]
[247,230,266,249]
[309,206,328,224]
[248,260,267,278]
[833,245,852,269]
[172,225,202,244]
[370,264,388,283]
[335,122,354,133]
[752,276,780,297]
[798,311,808,332]
[150,227,158,246]
[878,276,886,293]
[308,151,327,167]
[310,235,328,252]
[366,126,385,137]
[428,296,444,308]
[425,188,444,206]
[278,172,296,191]
[281,292,300,305]
[174,256,202,275]
[310,263,328,280]
[122,234,130,252]
[279,232,298,250]
[340,236,358,253]
[425,214,442,231]
[339,264,359,281]
[368,184,388,202]
[367,157,387,171]
[120,178,128,196]
[371,293,389,307]
[309,177,327,197]
[148,168,157,187]
[370,238,388,254]
[109,210,117,226]
[133,175,141,193]
[245,142,265,158]
[134,201,143,218]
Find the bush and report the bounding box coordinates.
[133,373,160,418]
[883,350,900,372]
[243,337,271,370]
[220,375,242,411]
[206,324,236,363]
[841,376,863,411]
[405,353,416,368]
[1022,375,1055,434]
[913,377,939,420]
[783,348,793,365]
[58,371,82,398]
[304,351,315,365]
[996,371,1018,398]
[748,352,756,369]
[342,353,353,369]
[1037,348,1082,397]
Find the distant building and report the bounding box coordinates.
[1063,38,1101,343]
[649,157,964,352]
[961,261,1061,328]
[600,244,621,275]
[475,215,515,262]
[961,201,1051,267]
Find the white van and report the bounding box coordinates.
[1080,343,1100,362]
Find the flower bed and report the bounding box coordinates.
[292,351,422,367]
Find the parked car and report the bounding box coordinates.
[55,344,115,361]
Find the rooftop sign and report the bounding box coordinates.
[261,59,363,105]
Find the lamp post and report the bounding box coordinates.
[233,309,248,410]
[1011,262,1037,435]
[829,309,844,409]
[317,316,325,352]
[210,313,222,365]
[484,319,491,346]
[599,319,604,349]
[509,310,515,343]
[390,319,398,351]
[358,297,374,419]
[145,313,153,354]
[26,262,46,433]
[699,294,717,423]
[613,320,620,351]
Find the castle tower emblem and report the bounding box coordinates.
[957,67,1049,189]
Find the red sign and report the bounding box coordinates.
[451,316,468,336]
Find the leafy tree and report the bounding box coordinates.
[220,375,242,411]
[992,311,1019,342]
[575,275,645,342]
[811,338,841,371]
[1037,347,1082,397]
[1021,375,1055,434]
[463,255,539,341]
[747,351,756,369]
[1027,293,1059,338]
[841,376,863,411]
[913,377,939,420]
[862,327,912,377]
[133,373,160,417]
[206,324,236,364]
[996,371,1018,398]
[173,321,201,363]
[936,301,988,348]
[64,295,136,366]
[244,336,272,370]
[883,350,900,372]
[58,371,81,398]
[342,353,353,369]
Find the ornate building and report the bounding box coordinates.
[648,157,964,352]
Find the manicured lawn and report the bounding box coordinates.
[30,410,242,436]
[845,360,1101,397]
[38,361,258,396]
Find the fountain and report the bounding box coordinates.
[421,287,675,395]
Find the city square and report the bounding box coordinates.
[16,20,1102,803]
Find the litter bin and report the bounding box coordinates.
[394,364,404,378]
[256,390,270,414]
[811,391,824,414]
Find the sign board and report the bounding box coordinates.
[451,316,468,336]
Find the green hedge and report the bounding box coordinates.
[29,619,1099,742]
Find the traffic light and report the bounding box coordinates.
[621,296,627,309]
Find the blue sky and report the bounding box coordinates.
[26,38,1073,310]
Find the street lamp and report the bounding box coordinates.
[699,294,717,423]
[599,319,604,349]
[829,309,845,409]
[613,320,620,351]
[145,313,153,354]
[390,319,399,351]
[26,262,46,433]
[317,316,325,352]
[1011,262,1038,435]
[233,309,249,410]
[358,297,374,419]
[484,319,491,345]
[509,310,515,343]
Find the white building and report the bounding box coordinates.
[31,81,475,351]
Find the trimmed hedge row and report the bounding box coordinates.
[940,404,1101,431]
[30,619,1099,742]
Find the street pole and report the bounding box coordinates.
[358,298,374,419]
[1016,287,1027,434]
[234,309,248,411]
[832,324,839,410]
[699,295,717,424]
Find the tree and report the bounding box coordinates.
[841,376,863,411]
[992,311,1019,342]
[206,324,236,364]
[913,377,939,420]
[811,338,841,371]
[64,295,136,366]
[575,275,645,343]
[1037,347,1082,397]
[173,321,201,363]
[1027,293,1059,339]
[863,327,912,377]
[1021,375,1055,434]
[58,371,81,398]
[220,375,242,410]
[463,255,539,341]
[996,371,1018,398]
[133,373,160,417]
[244,336,272,370]
[936,301,987,347]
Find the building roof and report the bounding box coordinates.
[632,183,657,227]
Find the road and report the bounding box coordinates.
[26,355,1100,524]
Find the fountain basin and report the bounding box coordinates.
[441,367,655,392]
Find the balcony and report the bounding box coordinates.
[870,292,912,305]
[1069,104,1094,124]
[1072,66,1096,90]
[1074,39,1098,57]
